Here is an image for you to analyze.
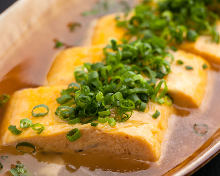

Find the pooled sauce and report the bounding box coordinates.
[0,0,219,175]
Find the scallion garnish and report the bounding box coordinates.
[185,66,193,70]
[20,118,32,129]
[98,117,108,123]
[152,110,160,119]
[68,22,81,32]
[91,122,98,127]
[10,162,28,176]
[202,63,208,69]
[117,0,220,44]
[108,118,116,127]
[0,156,8,160]
[8,125,22,135]
[176,60,184,65]
[193,123,208,136]
[32,104,49,117]
[66,128,81,142]
[16,142,36,153]
[31,123,45,134]
[68,118,80,125]
[54,40,64,49]
[0,94,10,107]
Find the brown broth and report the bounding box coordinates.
[0,0,219,175]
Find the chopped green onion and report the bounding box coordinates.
[8,125,22,135]
[170,46,177,51]
[66,128,81,142]
[108,118,116,127]
[32,104,49,117]
[55,106,75,120]
[91,122,98,127]
[0,156,8,160]
[0,94,10,107]
[54,40,64,48]
[152,110,160,119]
[187,30,198,42]
[10,163,28,176]
[68,22,81,32]
[56,95,72,105]
[176,60,184,65]
[185,66,193,70]
[68,118,80,125]
[96,91,104,102]
[31,123,45,134]
[98,117,108,123]
[98,110,111,117]
[116,0,220,44]
[16,142,36,153]
[202,63,208,69]
[20,118,32,129]
[193,123,208,136]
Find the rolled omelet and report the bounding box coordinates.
[46,46,209,108]
[167,50,210,108]
[0,86,173,161]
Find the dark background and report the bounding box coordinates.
[0,0,219,176]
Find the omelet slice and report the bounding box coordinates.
[46,46,209,108]
[167,50,209,108]
[180,22,220,64]
[0,86,173,161]
[46,46,104,85]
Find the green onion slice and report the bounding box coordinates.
[31,123,45,134]
[0,162,2,170]
[108,118,116,127]
[98,117,108,123]
[176,60,184,65]
[91,122,98,127]
[8,125,22,135]
[0,94,10,107]
[16,142,36,153]
[202,63,208,69]
[20,118,32,129]
[152,110,160,119]
[66,128,81,142]
[32,104,49,117]
[68,118,80,125]
[185,66,193,70]
[193,123,208,136]
[0,156,8,160]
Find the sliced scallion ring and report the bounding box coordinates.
[0,162,2,170]
[32,104,49,117]
[20,118,32,129]
[16,142,36,153]
[66,128,81,142]
[31,123,45,134]
[8,125,22,135]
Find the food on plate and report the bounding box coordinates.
[0,0,220,173]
